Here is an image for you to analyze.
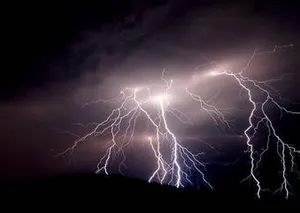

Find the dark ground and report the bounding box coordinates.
[3,174,299,209]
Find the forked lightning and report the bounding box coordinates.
[58,45,299,198]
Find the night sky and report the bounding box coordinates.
[1,0,300,198]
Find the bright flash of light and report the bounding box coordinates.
[209,70,223,76]
[58,44,299,198]
[202,44,300,199]
[150,94,169,105]
[58,69,213,189]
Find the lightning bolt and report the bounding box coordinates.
[57,44,299,198]
[58,70,213,189]
[203,44,300,198]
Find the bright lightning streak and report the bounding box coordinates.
[202,44,300,198]
[58,71,212,189]
[58,44,299,198]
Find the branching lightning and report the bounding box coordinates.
[202,44,300,198]
[58,69,213,189]
[58,44,299,198]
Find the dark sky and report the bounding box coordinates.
[1,0,300,195]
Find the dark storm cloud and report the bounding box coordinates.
[1,1,300,181]
[68,0,300,128]
[65,0,299,92]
